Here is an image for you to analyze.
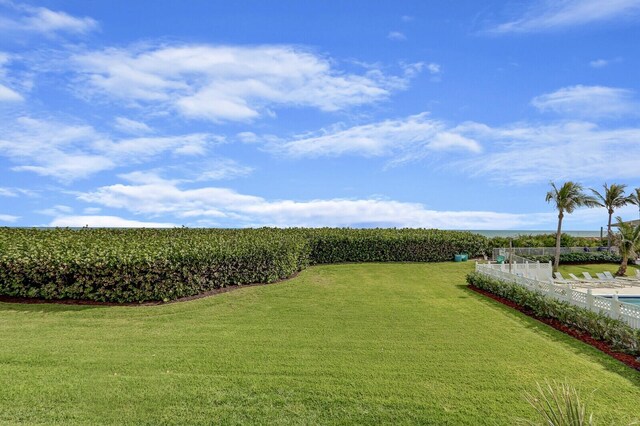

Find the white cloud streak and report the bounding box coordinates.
[49,215,176,228]
[532,85,638,118]
[459,120,640,184]
[0,213,19,222]
[70,44,420,122]
[0,116,220,181]
[0,3,98,36]
[75,173,551,229]
[489,0,640,33]
[387,31,406,41]
[272,113,481,164]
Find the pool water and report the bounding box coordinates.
[604,296,640,306]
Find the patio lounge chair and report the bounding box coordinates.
[604,270,640,284]
[553,272,576,284]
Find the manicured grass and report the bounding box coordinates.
[1,263,639,425]
[558,262,640,277]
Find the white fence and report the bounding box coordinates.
[480,259,553,281]
[475,262,640,329]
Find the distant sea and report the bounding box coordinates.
[467,230,601,238]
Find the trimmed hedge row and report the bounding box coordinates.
[467,272,639,355]
[525,251,623,265]
[306,228,488,264]
[0,228,311,303]
[0,228,488,303]
[488,233,601,249]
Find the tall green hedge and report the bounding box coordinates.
[0,227,488,303]
[306,228,488,264]
[524,252,622,265]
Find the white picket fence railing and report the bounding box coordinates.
[480,259,554,281]
[475,262,640,329]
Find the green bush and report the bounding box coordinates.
[0,227,488,303]
[524,252,622,264]
[467,272,640,355]
[306,228,488,264]
[489,233,601,250]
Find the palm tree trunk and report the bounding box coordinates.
[554,212,563,272]
[607,210,613,248]
[617,254,628,276]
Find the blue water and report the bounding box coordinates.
[604,296,640,306]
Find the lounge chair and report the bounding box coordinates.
[568,273,583,281]
[604,270,639,284]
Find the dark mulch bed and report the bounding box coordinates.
[468,285,640,371]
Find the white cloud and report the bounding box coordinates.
[589,57,622,68]
[589,59,609,68]
[0,3,98,36]
[77,175,550,229]
[426,63,441,74]
[49,215,176,228]
[0,187,36,197]
[531,85,638,118]
[0,83,22,101]
[0,52,23,101]
[401,15,414,22]
[272,113,481,163]
[387,31,407,41]
[0,116,219,181]
[70,44,420,122]
[458,120,640,184]
[0,213,19,222]
[37,204,73,216]
[236,131,259,143]
[489,0,640,33]
[113,117,152,134]
[195,158,254,181]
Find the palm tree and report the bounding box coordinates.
[590,183,633,248]
[613,217,640,276]
[546,182,598,272]
[629,187,640,220]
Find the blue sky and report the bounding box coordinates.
[1,0,639,229]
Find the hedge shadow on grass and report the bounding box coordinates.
[461,285,640,381]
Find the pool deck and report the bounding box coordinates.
[573,284,640,296]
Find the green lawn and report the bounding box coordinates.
[1,263,639,425]
[558,262,640,277]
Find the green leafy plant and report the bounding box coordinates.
[520,380,594,426]
[524,252,622,265]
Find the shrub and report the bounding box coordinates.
[306,228,488,264]
[521,380,594,426]
[0,227,489,303]
[466,272,640,355]
[524,252,622,265]
[489,233,601,250]
[0,228,310,303]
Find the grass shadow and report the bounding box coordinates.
[460,285,640,385]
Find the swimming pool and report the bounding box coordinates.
[604,296,640,306]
